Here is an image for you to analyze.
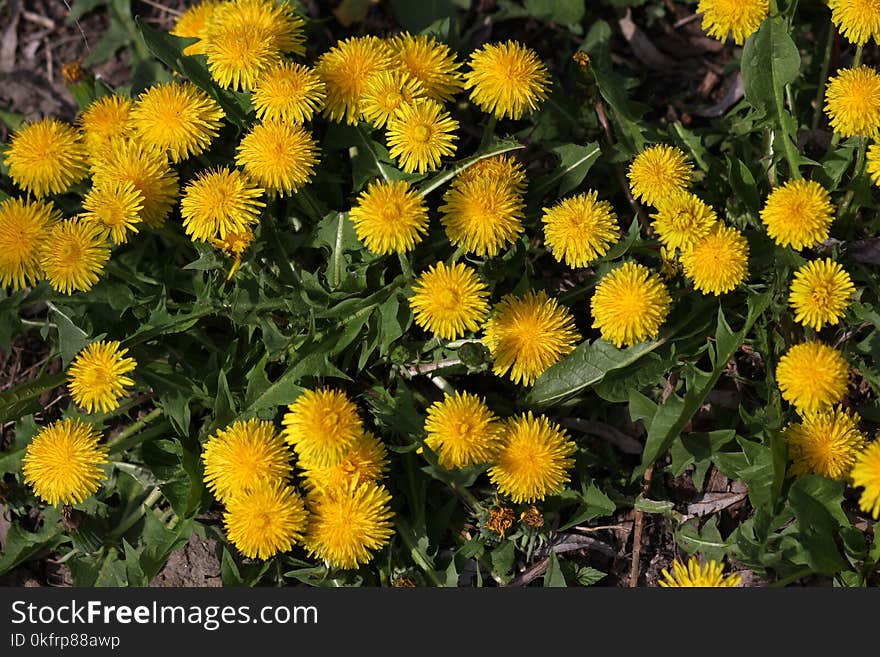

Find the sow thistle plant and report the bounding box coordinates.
[2,0,880,588]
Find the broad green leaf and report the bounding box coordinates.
[0,507,65,577]
[543,551,567,587]
[636,292,771,475]
[531,142,601,198]
[788,476,848,575]
[49,303,90,366]
[0,372,67,426]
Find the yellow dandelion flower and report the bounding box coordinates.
[828,0,880,46]
[409,262,490,340]
[386,99,459,174]
[483,290,581,386]
[696,0,768,45]
[202,0,306,90]
[282,388,363,467]
[67,340,136,414]
[423,391,503,469]
[776,341,849,413]
[252,62,326,123]
[464,40,550,120]
[304,480,394,569]
[650,191,717,252]
[210,226,255,278]
[40,220,110,294]
[389,32,463,103]
[868,143,880,185]
[591,262,672,348]
[81,179,143,245]
[457,154,527,195]
[349,179,429,255]
[824,66,880,138]
[90,138,179,228]
[541,192,620,268]
[235,120,318,196]
[627,144,693,207]
[170,0,222,56]
[360,70,425,129]
[4,118,87,197]
[180,167,265,242]
[851,441,880,519]
[224,480,308,560]
[658,556,741,587]
[760,179,834,250]
[784,407,867,480]
[440,176,524,258]
[680,224,749,296]
[77,95,133,158]
[22,419,108,506]
[0,197,56,290]
[202,419,292,504]
[300,431,388,492]
[316,36,392,125]
[130,82,224,163]
[789,258,854,330]
[203,22,281,91]
[487,412,576,503]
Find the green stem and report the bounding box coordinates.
[109,487,163,540]
[107,407,164,448]
[838,136,867,221]
[479,116,498,150]
[446,245,466,264]
[394,517,443,586]
[811,22,834,132]
[854,45,864,67]
[770,568,812,588]
[397,252,414,281]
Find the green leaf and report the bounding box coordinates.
[741,18,800,119]
[0,415,39,475]
[636,292,771,476]
[490,541,516,580]
[532,142,601,198]
[0,507,65,577]
[543,551,567,587]
[0,372,67,426]
[391,0,455,32]
[49,303,90,366]
[579,21,646,151]
[741,17,802,174]
[524,0,585,24]
[788,476,848,575]
[676,516,728,563]
[559,483,616,530]
[528,294,709,408]
[576,566,607,586]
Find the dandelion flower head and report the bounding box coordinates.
[423,391,503,469]
[22,419,109,506]
[783,407,867,480]
[487,412,576,503]
[67,340,137,414]
[4,118,87,197]
[788,258,855,330]
[776,341,849,413]
[591,262,671,348]
[483,290,581,386]
[348,179,429,255]
[541,191,620,268]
